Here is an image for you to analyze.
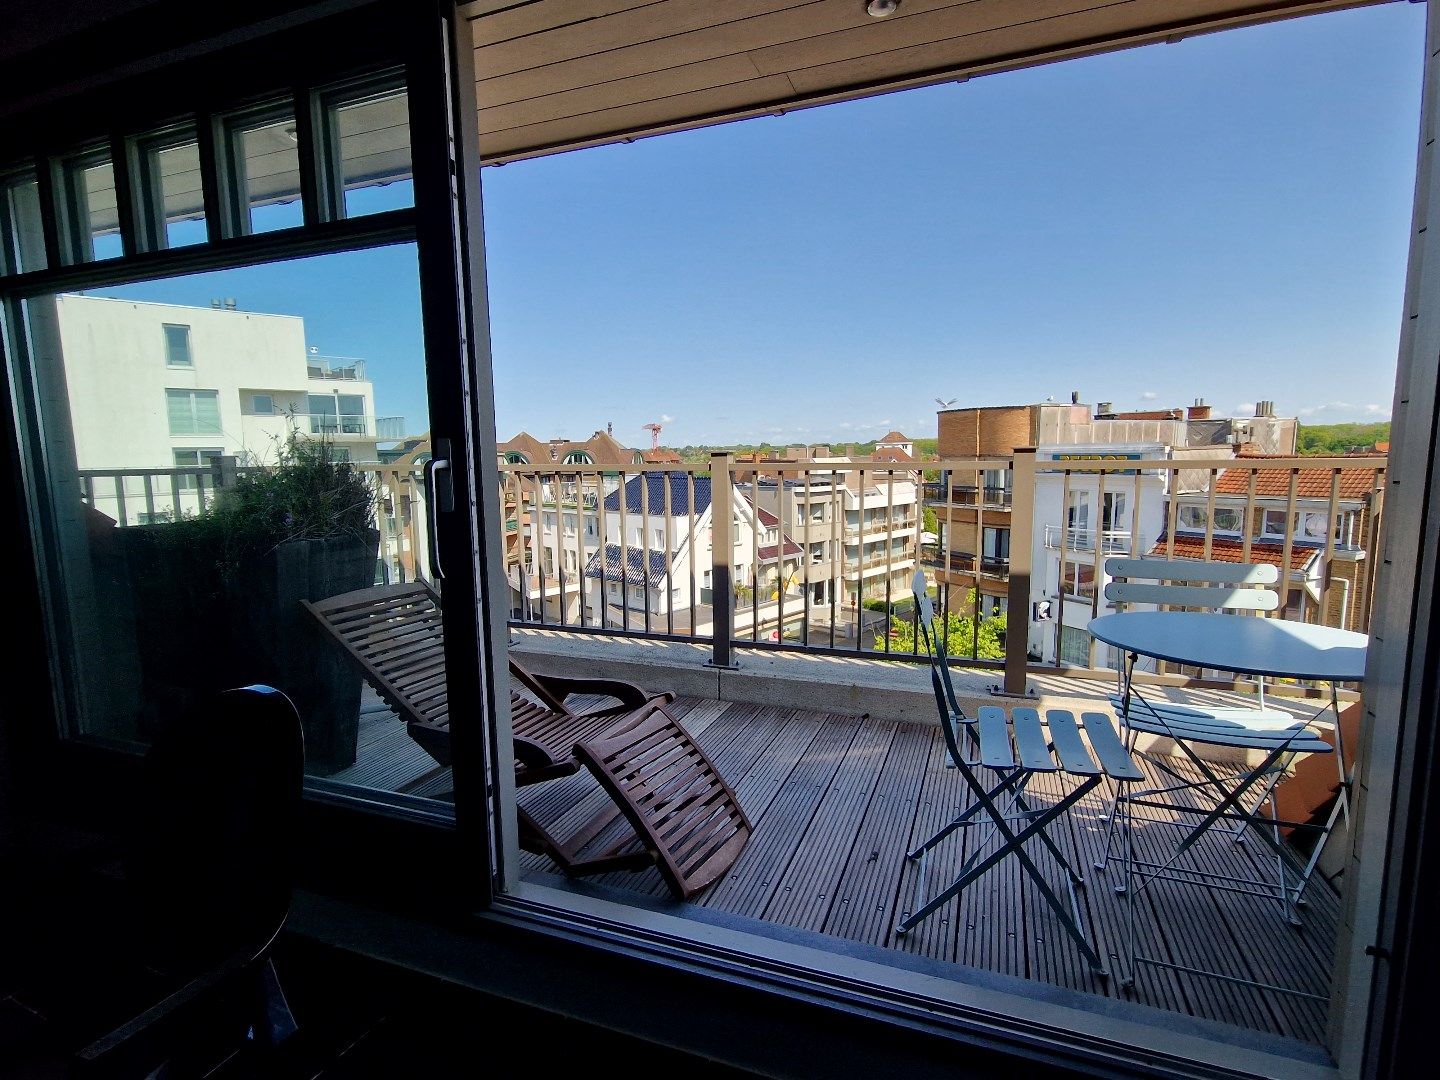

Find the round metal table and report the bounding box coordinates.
[1088,611,1368,682]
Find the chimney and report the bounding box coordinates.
[845,444,854,458]
[1070,390,1081,405]
[1254,400,1275,418]
[1096,401,1114,418]
[1187,397,1211,421]
[607,421,613,435]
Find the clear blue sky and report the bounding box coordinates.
[96,2,1425,449]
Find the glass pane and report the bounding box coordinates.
[148,135,206,248]
[20,247,437,809]
[232,114,303,234]
[4,173,47,274]
[66,156,122,262]
[163,324,192,366]
[333,88,413,217]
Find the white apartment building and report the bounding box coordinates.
[43,295,398,522]
[514,471,804,636]
[741,456,921,611]
[1029,407,1298,668]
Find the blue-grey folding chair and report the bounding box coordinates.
[896,572,1141,980]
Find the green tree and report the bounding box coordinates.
[922,504,938,534]
[1295,422,1389,455]
[877,589,1005,659]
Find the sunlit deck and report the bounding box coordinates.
[334,677,1339,1048]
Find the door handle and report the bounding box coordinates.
[423,438,453,581]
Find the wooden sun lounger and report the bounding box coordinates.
[304,583,750,898]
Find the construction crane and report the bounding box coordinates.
[642,422,663,450]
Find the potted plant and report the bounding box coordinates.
[122,433,379,772]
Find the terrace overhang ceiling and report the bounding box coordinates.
[467,0,1385,165]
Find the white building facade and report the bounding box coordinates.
[48,295,397,521]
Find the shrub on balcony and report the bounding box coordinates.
[119,434,379,771]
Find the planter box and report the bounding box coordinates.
[122,527,380,774]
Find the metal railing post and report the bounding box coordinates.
[709,452,736,668]
[211,454,237,490]
[1003,447,1037,695]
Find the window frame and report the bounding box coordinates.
[162,322,193,367]
[131,122,206,252]
[2,4,1435,1079]
[165,387,221,435]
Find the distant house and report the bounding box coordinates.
[577,472,802,636]
[1164,457,1383,633]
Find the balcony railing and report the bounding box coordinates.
[305,355,367,381]
[82,450,1386,693]
[925,482,1013,508]
[1043,525,1140,554]
[305,413,406,439]
[941,552,1011,579]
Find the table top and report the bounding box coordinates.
[1088,611,1368,681]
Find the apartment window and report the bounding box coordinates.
[1058,624,1092,666]
[163,324,193,367]
[165,389,221,435]
[1059,558,1096,600]
[135,127,206,249]
[221,104,303,235]
[323,79,414,218]
[251,394,274,414]
[982,527,1010,563]
[173,447,223,490]
[1178,505,1241,533]
[653,528,664,548]
[61,150,122,263]
[608,581,620,597]
[1299,511,1331,541]
[1262,509,1296,538]
[1,170,47,275]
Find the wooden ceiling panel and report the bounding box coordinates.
[467,0,1383,164]
[479,53,764,135]
[476,0,816,81]
[783,1,1202,91]
[746,0,1104,77]
[482,74,801,151]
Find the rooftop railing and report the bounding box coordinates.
[79,449,1387,696]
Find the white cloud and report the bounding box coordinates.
[1292,401,1391,421]
[1140,391,1158,401]
[660,413,674,424]
[1235,402,1255,416]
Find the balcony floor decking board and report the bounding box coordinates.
[336,690,1337,1045]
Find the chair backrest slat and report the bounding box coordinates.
[1104,558,1278,585]
[1102,556,1280,612]
[1104,581,1280,610]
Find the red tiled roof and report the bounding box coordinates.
[757,540,802,561]
[1150,535,1316,573]
[878,431,911,443]
[869,448,914,463]
[1213,465,1377,500]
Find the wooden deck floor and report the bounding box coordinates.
[329,692,1340,1046]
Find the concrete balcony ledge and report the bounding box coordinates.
[514,627,1080,727]
[508,627,1336,768]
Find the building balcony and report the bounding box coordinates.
[305,355,367,381]
[1043,524,1141,554]
[305,413,406,440]
[924,482,1013,509]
